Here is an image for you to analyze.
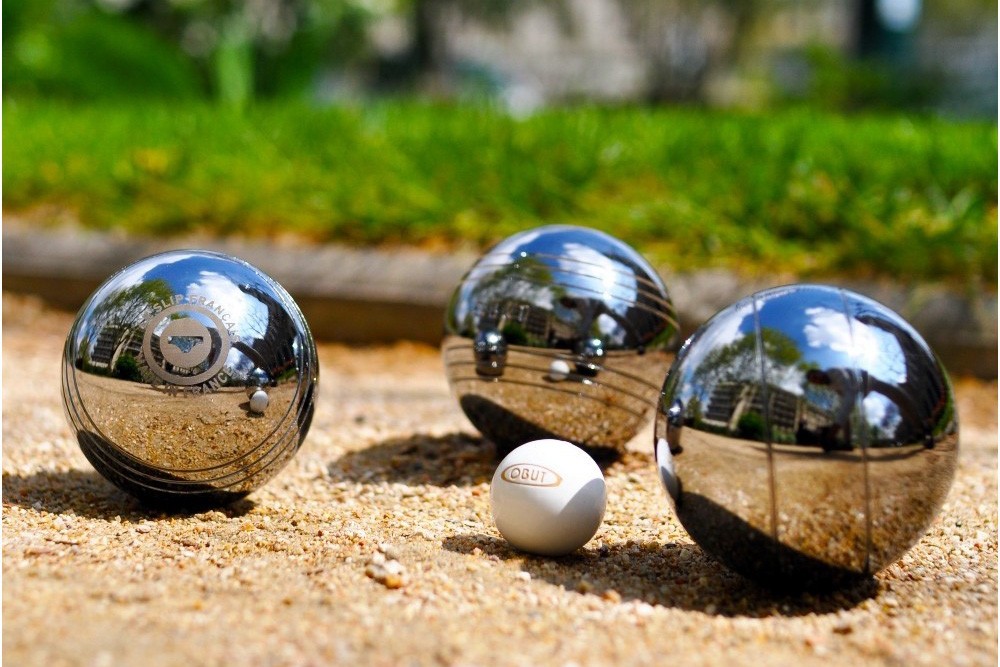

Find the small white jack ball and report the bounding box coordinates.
[490,439,606,556]
[249,389,269,414]
[548,358,571,381]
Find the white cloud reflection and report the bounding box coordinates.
[185,272,267,337]
[557,242,636,306]
[803,306,905,383]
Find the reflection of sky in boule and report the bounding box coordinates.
[132,252,270,342]
[142,255,274,376]
[186,271,264,375]
[674,287,913,440]
[803,306,906,384]
[457,228,653,343]
[185,271,268,340]
[555,242,638,311]
[863,392,902,439]
[488,227,643,310]
[803,304,907,437]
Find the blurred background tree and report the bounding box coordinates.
[4,0,203,100]
[4,0,996,114]
[3,0,379,105]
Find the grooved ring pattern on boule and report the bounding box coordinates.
[142,304,231,386]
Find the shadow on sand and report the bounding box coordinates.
[442,532,879,618]
[2,468,256,520]
[328,432,499,487]
[328,432,626,488]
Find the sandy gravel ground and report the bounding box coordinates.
[3,293,997,667]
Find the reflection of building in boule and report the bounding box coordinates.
[476,299,552,346]
[62,250,319,507]
[444,225,679,454]
[88,322,209,383]
[89,325,143,371]
[701,381,831,444]
[654,284,960,590]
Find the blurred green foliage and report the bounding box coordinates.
[4,101,996,286]
[3,0,202,99]
[784,44,940,113]
[3,0,377,105]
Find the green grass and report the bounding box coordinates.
[4,101,996,286]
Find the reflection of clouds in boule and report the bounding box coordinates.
[486,234,639,309]
[863,393,902,439]
[804,306,905,383]
[804,306,856,354]
[186,271,267,336]
[764,351,808,396]
[556,242,637,308]
[688,311,747,369]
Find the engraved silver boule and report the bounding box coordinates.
[62,250,319,507]
[655,284,958,589]
[443,225,679,453]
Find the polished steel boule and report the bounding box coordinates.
[62,250,318,507]
[655,284,958,589]
[443,225,679,454]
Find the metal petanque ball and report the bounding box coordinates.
[655,284,958,590]
[443,225,679,454]
[62,250,319,507]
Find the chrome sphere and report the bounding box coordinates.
[62,250,319,507]
[655,284,958,589]
[443,225,679,454]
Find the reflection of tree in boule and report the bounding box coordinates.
[62,250,318,507]
[655,284,959,590]
[75,279,173,377]
[444,225,679,454]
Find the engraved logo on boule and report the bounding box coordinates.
[142,303,231,386]
[501,463,562,487]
